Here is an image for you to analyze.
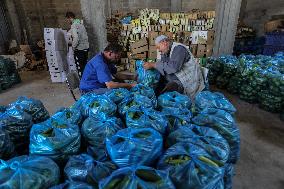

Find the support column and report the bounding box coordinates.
[213,0,242,56]
[80,0,107,56]
[171,0,182,12]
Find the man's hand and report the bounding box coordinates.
[143,62,156,70]
[130,83,137,88]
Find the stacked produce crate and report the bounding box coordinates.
[44,28,69,83]
[263,32,284,55]
[106,9,216,72]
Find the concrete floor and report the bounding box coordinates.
[0,71,283,189]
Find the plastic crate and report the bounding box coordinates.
[265,32,284,46]
[263,45,284,56]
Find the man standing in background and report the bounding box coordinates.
[66,11,89,78]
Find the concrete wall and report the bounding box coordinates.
[241,0,284,36]
[6,0,216,52]
[11,0,82,47]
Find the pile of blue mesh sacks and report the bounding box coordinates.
[0,83,240,188]
[205,52,284,115]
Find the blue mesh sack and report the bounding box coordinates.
[52,108,83,126]
[161,107,192,133]
[0,155,60,189]
[50,181,94,189]
[223,163,234,189]
[136,60,160,88]
[64,154,117,187]
[195,91,236,114]
[167,124,230,165]
[7,96,49,123]
[130,84,157,106]
[105,88,130,104]
[29,118,81,162]
[118,94,154,116]
[157,142,224,189]
[106,128,163,168]
[192,108,240,163]
[80,94,117,117]
[125,106,169,135]
[158,91,192,109]
[0,108,33,153]
[81,114,123,161]
[0,129,15,160]
[99,166,175,189]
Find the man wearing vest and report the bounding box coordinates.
[143,35,205,99]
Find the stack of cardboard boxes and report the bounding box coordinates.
[106,9,216,73]
[44,28,78,82]
[44,28,68,83]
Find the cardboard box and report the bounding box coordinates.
[265,19,284,33]
[196,44,213,58]
[20,45,32,55]
[121,58,129,64]
[49,71,67,83]
[148,31,159,45]
[132,52,147,59]
[149,45,157,59]
[205,44,213,57]
[196,44,206,58]
[130,38,148,54]
[160,31,173,39]
[190,44,198,56]
[161,25,170,32]
[46,50,68,71]
[45,39,67,51]
[44,28,67,41]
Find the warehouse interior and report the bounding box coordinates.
[0,0,283,189]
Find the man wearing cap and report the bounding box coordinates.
[143,35,205,99]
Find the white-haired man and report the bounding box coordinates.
[143,35,205,99]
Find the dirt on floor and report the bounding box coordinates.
[0,71,283,189]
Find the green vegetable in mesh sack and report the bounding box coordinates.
[118,94,154,116]
[192,108,240,164]
[0,108,33,154]
[136,60,160,88]
[99,166,175,189]
[64,154,117,187]
[0,76,13,90]
[9,72,21,85]
[52,108,83,126]
[258,90,283,113]
[0,155,60,189]
[167,124,230,165]
[161,107,192,133]
[216,56,239,89]
[50,181,94,189]
[158,91,192,109]
[105,88,130,104]
[29,118,81,162]
[0,129,15,160]
[205,57,224,85]
[7,96,50,123]
[195,91,236,114]
[81,94,117,118]
[157,142,224,189]
[130,84,157,107]
[82,114,123,161]
[106,128,163,168]
[125,106,169,135]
